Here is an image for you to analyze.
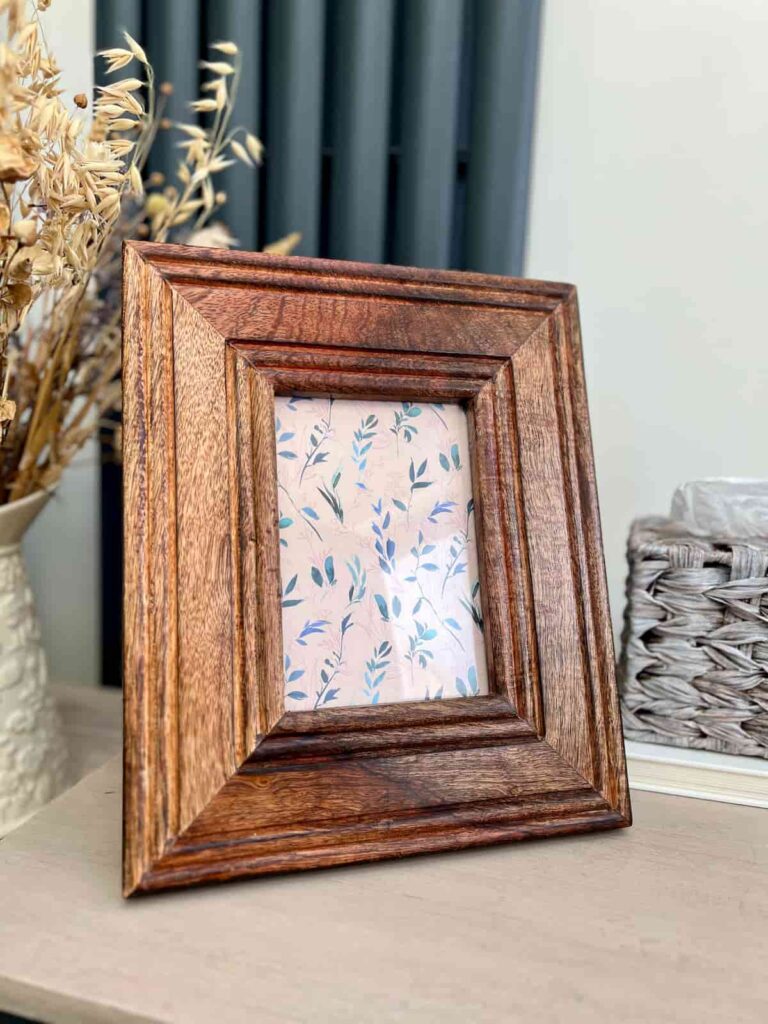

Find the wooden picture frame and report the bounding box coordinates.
[122,242,631,896]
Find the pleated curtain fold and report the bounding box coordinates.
[96,0,541,272]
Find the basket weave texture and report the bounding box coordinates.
[619,517,768,759]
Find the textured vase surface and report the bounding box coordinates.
[0,491,67,835]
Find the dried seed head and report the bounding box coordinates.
[245,132,263,164]
[186,222,237,249]
[128,163,143,196]
[199,61,234,77]
[9,245,47,276]
[206,157,234,175]
[6,283,32,309]
[99,50,134,73]
[230,139,253,167]
[109,77,144,92]
[0,398,17,424]
[123,32,148,65]
[0,0,259,487]
[263,231,302,256]
[109,118,139,132]
[176,123,206,139]
[144,193,168,217]
[0,133,38,182]
[189,98,218,113]
[12,219,37,244]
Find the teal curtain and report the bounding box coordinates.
[96,0,542,685]
[96,0,541,272]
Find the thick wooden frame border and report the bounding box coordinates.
[122,242,630,895]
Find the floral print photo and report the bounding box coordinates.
[276,396,489,710]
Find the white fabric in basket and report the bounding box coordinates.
[670,478,768,540]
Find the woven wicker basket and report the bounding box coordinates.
[619,517,768,759]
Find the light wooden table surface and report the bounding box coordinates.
[54,683,122,787]
[0,747,766,1024]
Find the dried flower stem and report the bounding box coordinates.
[0,1,296,504]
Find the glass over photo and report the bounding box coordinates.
[275,396,489,710]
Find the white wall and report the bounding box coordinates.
[526,0,768,644]
[23,0,99,687]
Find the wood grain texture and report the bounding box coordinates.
[510,321,598,789]
[240,361,284,741]
[491,362,544,732]
[122,242,630,895]
[466,382,516,704]
[171,295,235,830]
[122,245,180,895]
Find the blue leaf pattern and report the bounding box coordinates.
[275,396,488,707]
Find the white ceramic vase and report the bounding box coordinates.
[0,490,67,835]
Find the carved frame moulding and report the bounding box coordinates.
[122,242,630,895]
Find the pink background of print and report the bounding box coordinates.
[275,396,489,710]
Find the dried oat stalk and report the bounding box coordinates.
[0,0,297,503]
